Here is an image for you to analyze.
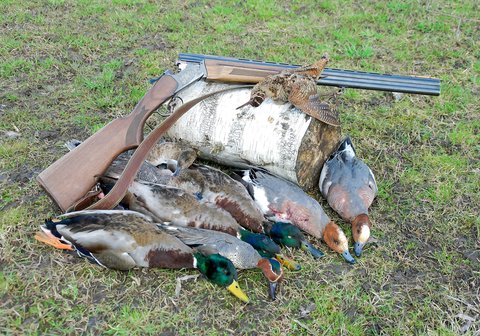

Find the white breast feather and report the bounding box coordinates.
[252,185,270,213]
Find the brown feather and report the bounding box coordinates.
[239,55,339,126]
[288,79,340,126]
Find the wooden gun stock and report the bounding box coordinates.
[204,59,285,83]
[37,75,178,212]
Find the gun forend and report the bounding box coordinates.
[179,53,440,96]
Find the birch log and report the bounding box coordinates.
[165,81,341,191]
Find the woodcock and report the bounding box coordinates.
[237,54,340,126]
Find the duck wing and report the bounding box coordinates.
[190,165,266,233]
[319,137,378,220]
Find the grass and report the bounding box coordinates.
[1,0,479,334]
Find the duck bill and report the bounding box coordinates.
[268,281,279,301]
[341,250,356,264]
[354,242,364,257]
[300,240,325,259]
[275,254,301,271]
[227,280,249,303]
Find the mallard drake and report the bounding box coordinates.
[34,210,249,302]
[234,168,356,264]
[99,177,301,271]
[319,136,378,256]
[147,147,267,234]
[159,225,284,300]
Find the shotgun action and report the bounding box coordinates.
[180,53,441,96]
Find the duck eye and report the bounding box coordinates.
[287,235,292,239]
[333,239,339,245]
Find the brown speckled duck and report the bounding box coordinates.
[34,210,249,302]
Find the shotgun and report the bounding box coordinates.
[37,53,441,212]
[180,53,441,95]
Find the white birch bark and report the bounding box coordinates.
[165,81,340,190]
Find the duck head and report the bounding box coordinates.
[256,258,284,300]
[193,252,249,303]
[323,221,355,264]
[265,222,324,259]
[172,149,197,176]
[351,214,371,257]
[238,229,301,271]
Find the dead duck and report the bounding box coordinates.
[34,210,249,302]
[234,168,356,264]
[144,143,325,258]
[319,136,378,257]
[99,177,301,271]
[159,225,284,300]
[106,149,265,233]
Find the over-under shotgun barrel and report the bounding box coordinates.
[179,53,441,96]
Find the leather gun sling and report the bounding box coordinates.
[69,85,252,212]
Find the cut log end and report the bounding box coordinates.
[296,119,341,191]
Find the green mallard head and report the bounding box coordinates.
[193,252,249,303]
[268,222,304,247]
[238,229,301,271]
[267,222,325,259]
[238,229,280,257]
